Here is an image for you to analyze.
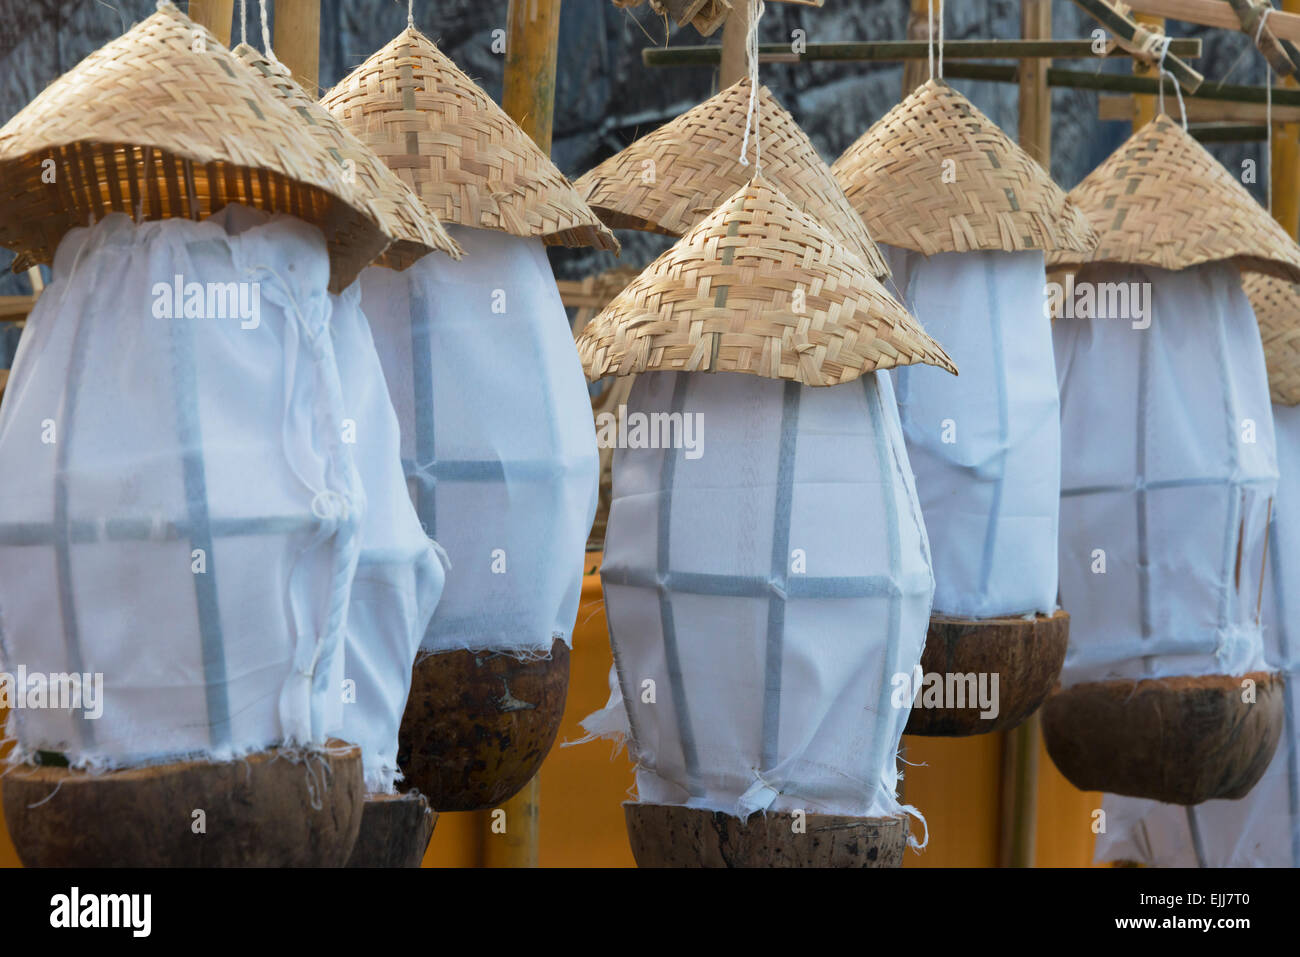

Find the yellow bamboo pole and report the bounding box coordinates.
[998,0,1051,870]
[482,0,566,869]
[272,0,320,94]
[720,0,754,88]
[1273,0,1300,238]
[189,0,234,46]
[903,0,939,96]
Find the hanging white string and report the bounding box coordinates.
[927,0,933,80]
[260,0,277,61]
[240,0,246,45]
[738,0,765,171]
[1156,36,1187,129]
[937,0,944,79]
[408,0,414,29]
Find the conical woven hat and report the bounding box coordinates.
[1243,272,1300,405]
[576,175,956,387]
[1050,114,1300,281]
[320,27,617,252]
[233,41,460,269]
[831,79,1096,256]
[0,3,390,291]
[574,78,888,278]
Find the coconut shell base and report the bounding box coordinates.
[397,639,570,812]
[345,790,437,868]
[903,610,1069,737]
[624,803,908,868]
[1041,671,1285,805]
[2,741,364,867]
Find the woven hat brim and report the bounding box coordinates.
[576,174,955,387]
[0,4,394,292]
[1049,115,1300,283]
[320,27,618,253]
[1243,271,1300,405]
[831,79,1097,257]
[575,78,888,278]
[232,42,461,267]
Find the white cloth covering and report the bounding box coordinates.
[329,282,446,793]
[598,369,934,820]
[359,224,598,657]
[887,247,1060,618]
[0,207,361,769]
[1094,402,1300,867]
[1054,262,1276,686]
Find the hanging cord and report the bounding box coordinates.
[408,0,414,29]
[738,0,765,171]
[260,0,277,61]
[239,0,246,45]
[926,0,944,80]
[1156,35,1187,129]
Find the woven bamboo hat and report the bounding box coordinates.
[831,79,1096,257]
[0,3,391,292]
[233,42,460,269]
[575,78,888,278]
[320,27,617,253]
[1243,272,1300,405]
[1049,114,1300,282]
[576,175,956,387]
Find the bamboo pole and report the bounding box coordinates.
[1099,93,1300,123]
[1274,0,1300,238]
[720,0,753,87]
[1070,0,1201,90]
[1125,0,1300,44]
[642,37,1202,67]
[189,0,234,46]
[483,0,566,870]
[272,0,320,94]
[998,0,1050,872]
[937,62,1300,107]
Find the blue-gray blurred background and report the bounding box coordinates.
[0,0,1279,362]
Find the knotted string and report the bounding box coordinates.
[738,0,765,171]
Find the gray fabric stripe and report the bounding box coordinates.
[410,281,437,537]
[168,310,231,750]
[658,375,701,794]
[1185,805,1207,868]
[0,515,320,546]
[761,382,800,771]
[865,375,904,811]
[1270,516,1300,866]
[1061,476,1274,497]
[1136,321,1152,662]
[979,256,1009,598]
[600,565,906,600]
[53,306,92,748]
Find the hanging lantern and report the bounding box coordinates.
[1042,116,1300,805]
[0,3,431,866]
[231,39,454,866]
[575,77,888,277]
[830,79,1094,736]
[321,26,612,812]
[1092,390,1300,867]
[576,175,957,868]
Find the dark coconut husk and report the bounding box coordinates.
[1041,671,1285,804]
[624,803,908,868]
[397,639,570,812]
[2,741,364,867]
[904,610,1069,737]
